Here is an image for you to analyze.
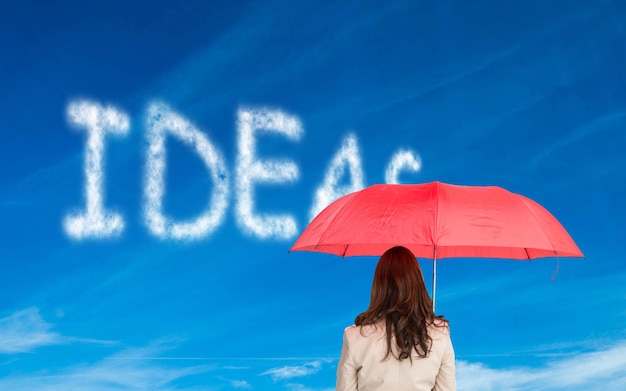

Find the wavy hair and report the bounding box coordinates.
[355,246,446,361]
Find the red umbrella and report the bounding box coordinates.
[290,182,583,309]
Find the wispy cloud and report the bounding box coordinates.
[230,379,253,389]
[0,341,214,391]
[261,361,324,381]
[457,340,626,391]
[0,155,80,209]
[529,110,626,169]
[216,376,253,389]
[0,306,218,389]
[0,307,115,354]
[285,383,335,391]
[0,307,63,353]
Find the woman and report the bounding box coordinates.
[336,246,456,391]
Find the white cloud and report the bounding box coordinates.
[261,361,323,381]
[309,134,364,221]
[144,101,230,241]
[0,307,63,353]
[457,340,626,391]
[456,360,526,391]
[230,379,253,389]
[235,106,303,240]
[64,99,129,239]
[384,149,421,184]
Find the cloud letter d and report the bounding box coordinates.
[144,102,229,240]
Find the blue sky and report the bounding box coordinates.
[1,0,625,390]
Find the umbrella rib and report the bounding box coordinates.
[315,192,362,247]
[518,196,559,257]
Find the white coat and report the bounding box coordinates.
[336,321,456,391]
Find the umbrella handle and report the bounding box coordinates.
[432,246,437,313]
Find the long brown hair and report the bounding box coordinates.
[355,246,446,361]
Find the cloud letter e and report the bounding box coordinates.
[235,107,303,240]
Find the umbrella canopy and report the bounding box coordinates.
[291,182,583,310]
[291,182,583,260]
